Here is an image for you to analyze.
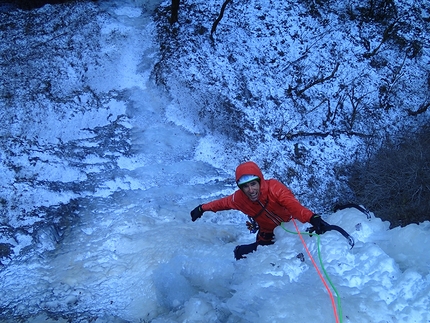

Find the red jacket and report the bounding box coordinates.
[202,161,313,238]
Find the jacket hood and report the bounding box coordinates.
[235,161,265,184]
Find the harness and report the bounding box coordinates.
[250,199,285,241]
[257,199,285,225]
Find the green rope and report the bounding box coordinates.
[280,223,343,323]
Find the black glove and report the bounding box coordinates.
[190,205,204,222]
[309,214,329,234]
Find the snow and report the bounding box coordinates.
[0,0,429,322]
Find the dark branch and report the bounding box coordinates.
[210,0,233,40]
[273,130,374,141]
[408,102,430,116]
[170,0,180,24]
[296,62,340,95]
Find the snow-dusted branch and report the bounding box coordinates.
[364,19,399,58]
[295,62,340,96]
[273,129,374,141]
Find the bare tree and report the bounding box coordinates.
[170,0,180,24]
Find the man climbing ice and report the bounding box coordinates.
[190,161,329,260]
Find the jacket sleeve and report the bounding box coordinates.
[201,193,238,213]
[270,180,314,223]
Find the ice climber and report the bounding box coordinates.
[190,161,328,260]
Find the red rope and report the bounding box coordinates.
[292,219,340,323]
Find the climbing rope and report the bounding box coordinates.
[254,198,346,322]
[281,219,343,323]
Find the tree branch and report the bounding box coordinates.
[210,0,233,40]
[408,101,430,116]
[296,62,340,95]
[273,129,374,141]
